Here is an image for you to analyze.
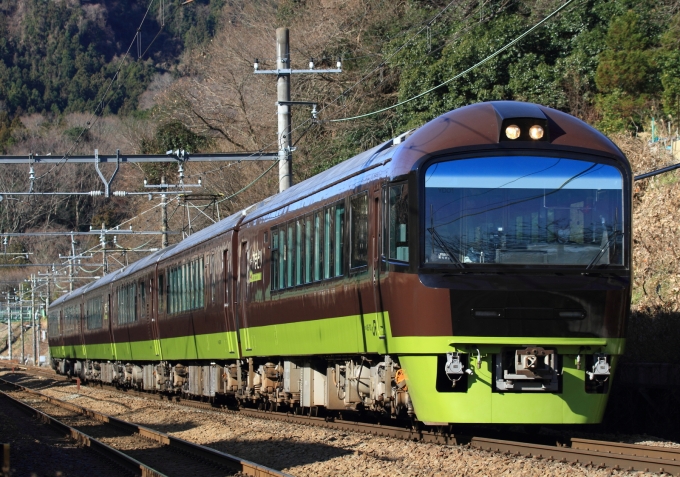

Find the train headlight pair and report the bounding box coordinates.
[505,124,544,140]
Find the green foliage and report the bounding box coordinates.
[659,12,680,118]
[0,0,224,117]
[0,112,23,153]
[595,10,661,132]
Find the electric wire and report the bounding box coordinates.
[34,0,191,182]
[329,0,577,122]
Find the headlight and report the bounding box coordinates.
[505,125,521,140]
[529,125,544,140]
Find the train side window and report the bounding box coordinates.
[350,192,369,270]
[304,214,313,284]
[287,221,295,287]
[210,253,216,303]
[140,279,146,318]
[324,205,334,279]
[200,256,205,308]
[278,228,286,289]
[314,210,323,281]
[200,258,204,307]
[159,273,165,314]
[335,201,345,276]
[296,218,303,286]
[389,183,409,262]
[271,227,280,291]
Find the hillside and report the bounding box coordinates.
[0,0,678,343]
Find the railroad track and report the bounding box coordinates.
[5,367,680,475]
[0,376,289,477]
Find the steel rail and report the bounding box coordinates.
[470,437,680,475]
[0,376,291,477]
[0,384,162,477]
[6,367,680,475]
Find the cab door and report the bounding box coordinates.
[370,186,387,353]
[238,240,252,352]
[223,247,237,355]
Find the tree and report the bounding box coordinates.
[595,10,659,132]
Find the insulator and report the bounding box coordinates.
[112,191,128,197]
[89,191,103,196]
[29,166,35,181]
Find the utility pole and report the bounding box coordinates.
[276,28,292,191]
[69,233,76,292]
[31,274,36,365]
[6,299,11,361]
[254,28,342,192]
[161,176,168,249]
[19,283,23,364]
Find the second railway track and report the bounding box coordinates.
[0,375,289,477]
[5,367,680,476]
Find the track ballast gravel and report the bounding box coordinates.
[4,372,676,477]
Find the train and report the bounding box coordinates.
[48,101,631,424]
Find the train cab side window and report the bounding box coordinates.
[350,192,369,270]
[389,183,409,262]
[271,227,280,291]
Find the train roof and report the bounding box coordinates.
[48,101,629,305]
[50,267,126,307]
[242,137,400,224]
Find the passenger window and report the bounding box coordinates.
[389,183,409,262]
[350,192,369,269]
[334,202,345,276]
[304,215,313,284]
[278,228,286,289]
[159,274,165,313]
[287,222,295,287]
[314,211,323,281]
[296,218,303,286]
[324,206,334,279]
[271,228,279,291]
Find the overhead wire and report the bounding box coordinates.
[34,0,192,182]
[329,0,577,122]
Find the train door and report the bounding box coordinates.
[223,248,237,355]
[371,186,387,353]
[105,293,115,360]
[238,241,252,352]
[79,301,87,360]
[147,275,161,358]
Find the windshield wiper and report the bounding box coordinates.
[586,231,623,269]
[427,227,464,268]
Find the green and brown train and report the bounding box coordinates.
[48,101,631,424]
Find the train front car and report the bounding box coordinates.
[386,101,631,424]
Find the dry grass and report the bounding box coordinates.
[613,134,680,363]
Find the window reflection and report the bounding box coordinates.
[424,156,624,266]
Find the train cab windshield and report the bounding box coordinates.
[423,156,624,267]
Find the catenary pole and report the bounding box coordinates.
[277,28,292,192]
